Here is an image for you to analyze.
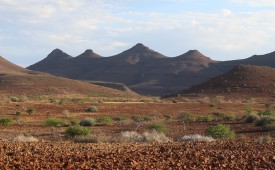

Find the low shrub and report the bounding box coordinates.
[70,118,80,126]
[86,106,98,112]
[120,131,144,142]
[15,112,21,116]
[258,135,273,143]
[96,116,113,126]
[143,116,151,122]
[255,117,275,127]
[120,130,172,143]
[212,112,225,118]
[0,118,12,126]
[147,122,167,133]
[43,117,66,127]
[197,115,213,122]
[244,113,260,123]
[113,116,126,121]
[258,110,273,116]
[10,96,19,102]
[65,126,90,138]
[205,124,235,139]
[179,134,215,142]
[73,136,98,143]
[222,114,236,121]
[177,112,195,122]
[143,130,172,142]
[163,114,172,121]
[26,108,35,116]
[79,118,96,126]
[10,135,39,142]
[131,116,143,122]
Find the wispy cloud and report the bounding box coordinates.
[228,0,275,6]
[0,0,275,66]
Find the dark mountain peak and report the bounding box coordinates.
[46,48,72,60]
[112,43,167,61]
[75,49,102,59]
[175,50,212,63]
[128,43,151,53]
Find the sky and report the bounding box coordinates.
[0,0,275,67]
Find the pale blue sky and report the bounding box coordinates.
[0,0,275,67]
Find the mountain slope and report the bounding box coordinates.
[163,65,275,99]
[0,56,136,97]
[28,44,217,95]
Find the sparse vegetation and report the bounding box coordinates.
[163,114,172,120]
[0,118,12,126]
[120,130,171,143]
[197,115,213,122]
[255,117,275,127]
[70,118,80,126]
[113,116,126,121]
[205,124,235,139]
[177,112,195,122]
[131,115,143,122]
[79,118,96,126]
[96,116,113,126]
[222,114,236,121]
[86,106,98,112]
[147,122,167,133]
[244,113,260,123]
[258,110,273,116]
[65,126,90,138]
[15,112,21,116]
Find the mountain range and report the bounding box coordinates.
[0,56,136,97]
[28,43,275,96]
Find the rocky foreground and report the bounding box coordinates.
[0,141,274,169]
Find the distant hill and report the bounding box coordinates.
[0,56,136,97]
[28,43,218,95]
[163,65,275,99]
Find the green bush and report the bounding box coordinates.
[0,118,12,126]
[147,122,168,133]
[205,124,235,139]
[255,117,275,127]
[86,106,98,112]
[43,117,65,127]
[177,112,195,122]
[65,126,90,138]
[222,114,236,121]
[113,116,126,121]
[96,116,113,126]
[79,118,96,126]
[244,113,260,123]
[258,110,273,116]
[26,108,35,116]
[197,115,213,122]
[212,112,225,119]
[70,118,80,126]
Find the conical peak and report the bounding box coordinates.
[176,50,211,61]
[130,43,150,52]
[47,48,71,60]
[75,49,102,59]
